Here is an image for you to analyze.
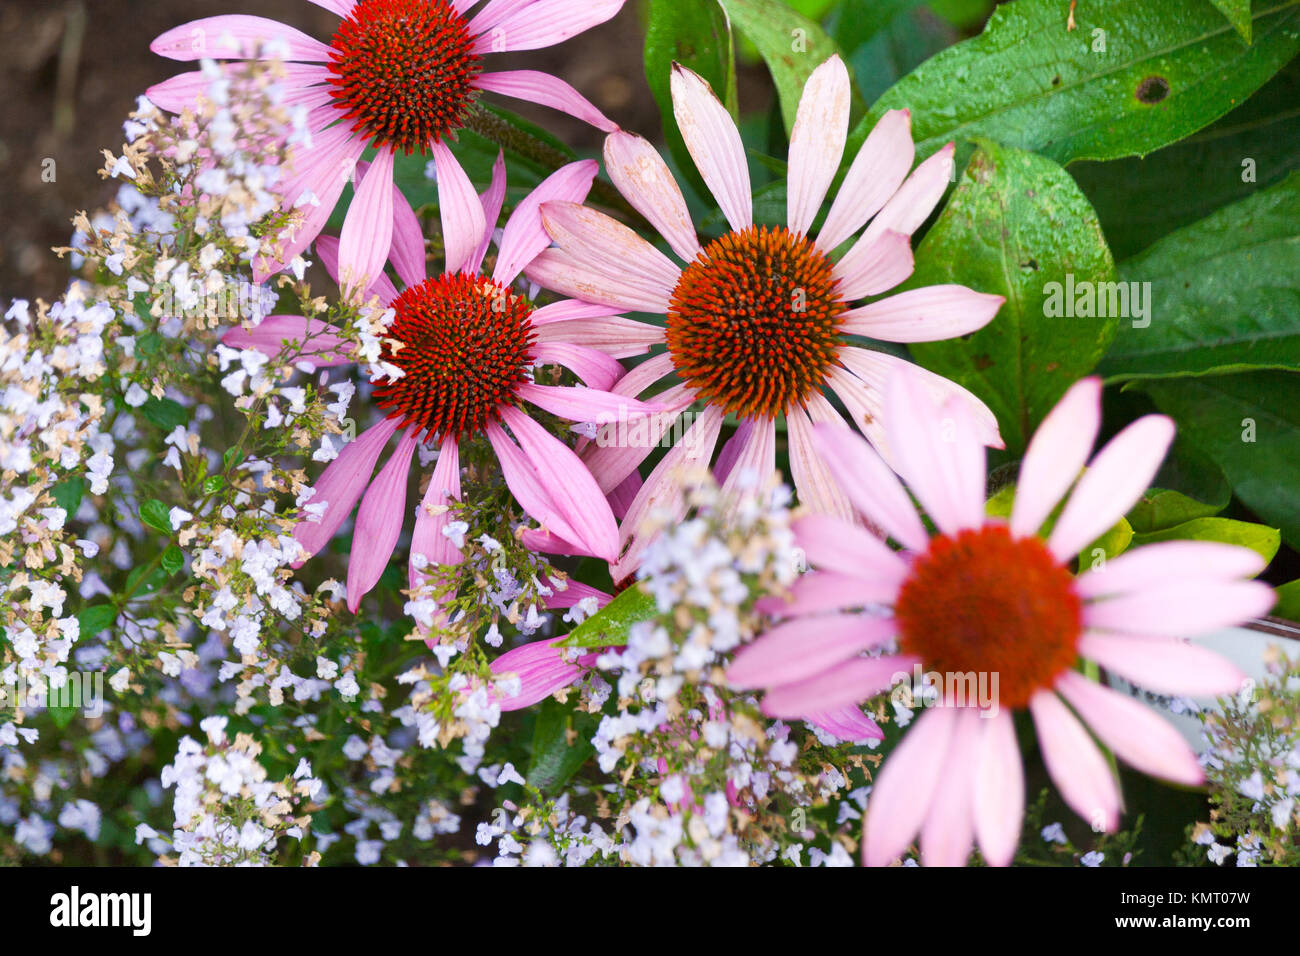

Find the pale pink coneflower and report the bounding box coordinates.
[149,0,626,285]
[526,55,1006,580]
[725,369,1275,866]
[225,156,661,612]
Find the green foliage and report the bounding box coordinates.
[557,584,658,649]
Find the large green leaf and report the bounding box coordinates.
[907,139,1118,454]
[644,0,737,200]
[1137,371,1300,547]
[717,0,845,134]
[1131,517,1281,565]
[527,697,595,792]
[556,585,657,649]
[1073,59,1300,259]
[855,0,1300,165]
[1212,0,1253,42]
[830,1,957,105]
[1099,172,1300,382]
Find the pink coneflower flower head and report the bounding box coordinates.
[726,368,1274,867]
[225,156,660,612]
[149,0,626,284]
[526,54,1005,580]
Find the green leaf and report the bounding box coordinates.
[827,0,925,52]
[1099,172,1300,382]
[828,0,955,105]
[527,697,595,792]
[1131,517,1280,566]
[77,604,118,638]
[717,0,846,134]
[1273,579,1300,622]
[50,477,84,517]
[854,0,1300,165]
[556,585,657,649]
[161,545,185,576]
[139,499,173,536]
[1073,60,1300,261]
[1212,0,1253,42]
[1086,517,1134,564]
[140,397,188,431]
[1128,489,1227,533]
[1136,371,1300,548]
[202,474,226,495]
[645,0,737,200]
[136,332,163,357]
[908,139,1118,454]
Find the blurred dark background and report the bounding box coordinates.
[0,0,722,302]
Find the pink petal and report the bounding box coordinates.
[307,0,355,16]
[861,142,955,246]
[884,369,986,536]
[294,417,399,565]
[531,299,625,325]
[839,284,1003,342]
[1056,672,1204,786]
[468,150,508,275]
[338,148,395,293]
[315,234,399,304]
[475,70,616,131]
[490,637,587,710]
[713,419,753,486]
[389,175,428,288]
[786,405,854,520]
[792,513,909,585]
[811,421,928,551]
[409,435,462,588]
[817,108,914,253]
[603,131,700,262]
[762,656,912,720]
[920,709,980,866]
[540,201,680,299]
[530,342,625,391]
[527,247,673,314]
[863,705,956,867]
[579,354,684,492]
[1079,632,1248,696]
[517,382,660,423]
[432,142,487,275]
[542,578,612,610]
[607,471,642,520]
[487,421,589,553]
[221,315,352,366]
[786,56,850,236]
[670,63,751,232]
[719,417,776,511]
[471,0,623,53]
[832,230,915,301]
[151,16,332,62]
[1076,541,1267,600]
[495,160,599,285]
[1029,690,1121,832]
[756,569,898,617]
[727,614,896,689]
[1047,414,1175,562]
[1009,377,1101,538]
[801,705,884,743]
[499,405,620,561]
[151,65,331,113]
[972,709,1023,867]
[533,316,665,359]
[346,427,418,611]
[466,0,535,36]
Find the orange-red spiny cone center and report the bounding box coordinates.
[666,225,846,420]
[372,274,536,441]
[893,525,1083,710]
[327,0,480,155]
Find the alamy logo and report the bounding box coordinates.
[49,886,151,936]
[1042,273,1151,328]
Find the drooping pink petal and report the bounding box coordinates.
[786,405,854,520]
[475,70,617,131]
[468,150,508,275]
[540,201,681,300]
[517,382,660,423]
[1056,672,1204,786]
[315,234,399,304]
[486,421,590,552]
[972,709,1023,867]
[608,471,642,521]
[490,637,587,711]
[409,435,462,588]
[817,108,914,253]
[756,569,898,618]
[603,131,700,262]
[719,417,776,512]
[832,230,915,301]
[793,513,910,584]
[786,56,850,236]
[762,656,913,720]
[1029,689,1121,832]
[293,417,400,565]
[825,365,889,457]
[884,370,986,536]
[1047,414,1176,562]
[1009,377,1101,538]
[527,247,673,314]
[801,705,884,743]
[920,708,980,866]
[713,419,753,487]
[530,342,625,391]
[432,141,487,275]
[495,161,599,285]
[1079,632,1248,696]
[727,614,896,689]
[811,421,928,551]
[1076,540,1267,600]
[839,285,1003,342]
[499,405,620,561]
[346,427,418,611]
[533,316,665,359]
[338,148,395,293]
[221,315,352,366]
[389,176,428,288]
[670,63,751,232]
[861,142,955,246]
[863,704,956,867]
[471,0,624,54]
[541,578,612,610]
[151,16,332,62]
